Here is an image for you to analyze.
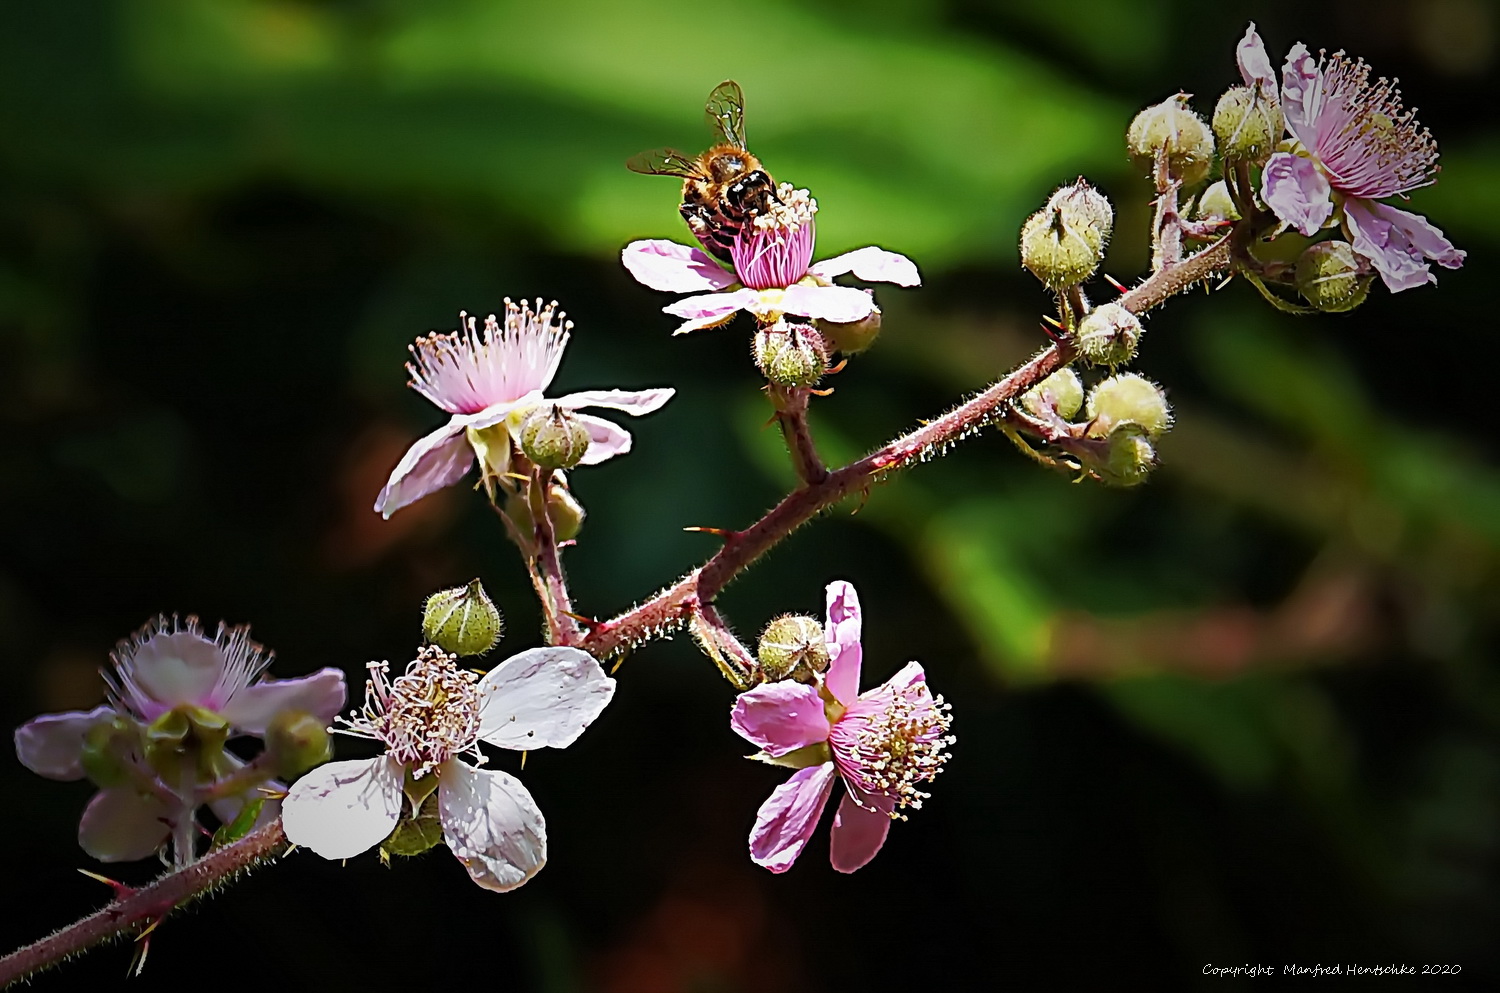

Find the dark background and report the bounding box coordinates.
[3,0,1497,989]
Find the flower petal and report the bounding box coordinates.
[282,756,403,860]
[128,630,229,712]
[775,284,877,323]
[15,706,114,780]
[438,762,546,892]
[220,667,347,733]
[1262,152,1334,235]
[829,789,893,873]
[550,388,675,417]
[823,580,864,706]
[373,420,474,519]
[571,413,633,465]
[749,762,836,873]
[622,239,738,293]
[808,246,921,287]
[451,395,538,433]
[1237,22,1277,102]
[1280,42,1321,147]
[663,288,759,331]
[730,681,831,756]
[1345,198,1467,292]
[78,789,172,862]
[476,647,616,750]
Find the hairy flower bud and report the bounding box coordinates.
[1074,303,1143,367]
[757,614,829,683]
[754,321,829,387]
[816,306,882,355]
[1020,206,1102,291]
[1046,179,1114,253]
[1086,373,1172,438]
[518,405,591,470]
[80,715,140,788]
[264,709,332,778]
[1295,241,1372,313]
[1021,368,1084,420]
[1096,424,1158,487]
[1195,180,1241,223]
[1128,94,1215,187]
[1212,85,1283,167]
[503,475,586,543]
[423,579,504,657]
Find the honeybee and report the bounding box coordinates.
[627,80,780,263]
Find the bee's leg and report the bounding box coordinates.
[681,201,734,263]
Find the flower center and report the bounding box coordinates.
[831,684,954,819]
[1311,52,1438,199]
[336,646,483,778]
[405,300,572,416]
[731,184,818,290]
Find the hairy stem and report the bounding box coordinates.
[529,467,579,646]
[769,385,828,486]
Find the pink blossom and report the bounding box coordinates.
[729,581,954,873]
[374,299,674,518]
[1250,29,1465,291]
[621,185,920,335]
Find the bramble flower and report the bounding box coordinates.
[281,644,614,892]
[14,616,346,862]
[374,299,674,518]
[1252,30,1465,291]
[729,581,954,873]
[621,185,920,335]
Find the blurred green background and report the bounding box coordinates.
[3,0,1498,989]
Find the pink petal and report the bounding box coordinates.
[550,388,675,417]
[749,762,836,873]
[128,630,229,712]
[281,756,403,860]
[571,413,632,465]
[774,284,877,323]
[1262,152,1334,235]
[220,667,347,734]
[823,580,864,706]
[622,239,738,293]
[808,246,921,287]
[1345,198,1466,293]
[15,706,114,781]
[438,762,546,892]
[476,647,616,750]
[730,681,831,757]
[451,396,537,433]
[78,788,172,862]
[1279,43,1321,147]
[373,420,474,519]
[663,288,758,324]
[1237,23,1277,101]
[829,789,893,873]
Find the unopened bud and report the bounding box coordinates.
[1096,424,1158,487]
[518,405,590,470]
[757,614,829,683]
[1127,94,1215,187]
[1086,373,1172,438]
[1021,368,1084,421]
[1074,303,1143,367]
[423,579,504,657]
[1046,179,1114,253]
[547,479,586,543]
[754,321,828,387]
[1195,180,1241,223]
[816,305,882,355]
[1020,206,1102,290]
[80,714,140,788]
[1295,241,1372,313]
[1212,85,1283,167]
[264,709,332,778]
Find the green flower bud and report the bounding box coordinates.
[1096,424,1158,487]
[80,714,140,788]
[1086,373,1172,438]
[815,307,882,355]
[1021,368,1084,421]
[547,479,586,543]
[1212,85,1283,167]
[518,405,590,470]
[1127,93,1215,187]
[144,705,229,782]
[757,614,829,683]
[1020,206,1102,291]
[263,709,332,778]
[423,578,504,657]
[1046,179,1114,254]
[1074,303,1143,367]
[753,321,828,387]
[1195,180,1241,223]
[1295,241,1372,313]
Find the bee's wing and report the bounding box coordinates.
[626,147,703,177]
[704,80,747,149]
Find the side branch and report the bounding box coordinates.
[0,821,287,987]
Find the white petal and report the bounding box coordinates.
[221,667,347,733]
[776,284,877,323]
[14,706,114,781]
[808,246,921,286]
[621,239,737,293]
[571,414,632,465]
[373,420,474,519]
[282,756,403,860]
[550,388,675,417]
[78,789,172,862]
[438,763,546,892]
[476,646,616,750]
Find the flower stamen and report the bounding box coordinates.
[335,646,483,779]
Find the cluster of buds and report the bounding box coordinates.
[1013,368,1172,487]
